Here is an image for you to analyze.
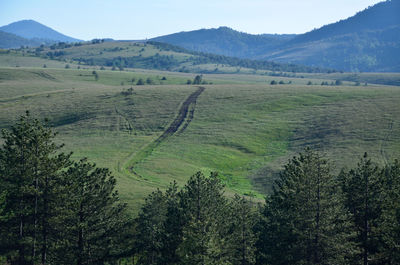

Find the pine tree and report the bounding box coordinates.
[227,195,257,265]
[374,160,400,264]
[134,181,182,265]
[177,171,229,265]
[134,188,168,264]
[258,149,355,265]
[0,112,70,264]
[340,153,382,265]
[52,159,132,265]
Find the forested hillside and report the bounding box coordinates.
[154,0,400,72]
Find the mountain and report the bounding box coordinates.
[0,20,81,44]
[152,26,296,59]
[0,30,43,48]
[153,0,400,72]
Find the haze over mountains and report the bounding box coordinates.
[0,0,399,72]
[154,0,400,72]
[0,19,81,48]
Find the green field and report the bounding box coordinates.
[1,49,400,212]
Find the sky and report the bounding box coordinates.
[0,0,384,40]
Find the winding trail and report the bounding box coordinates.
[124,86,205,175]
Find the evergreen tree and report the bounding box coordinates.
[227,195,257,265]
[134,182,182,265]
[0,112,71,265]
[177,172,229,265]
[374,160,400,264]
[258,149,355,265]
[134,188,168,264]
[52,159,132,265]
[339,153,382,265]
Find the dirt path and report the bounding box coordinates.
[125,86,205,174]
[154,86,205,144]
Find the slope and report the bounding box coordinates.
[0,30,42,48]
[152,0,400,72]
[0,19,81,43]
[152,26,295,59]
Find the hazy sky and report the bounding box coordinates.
[0,0,383,40]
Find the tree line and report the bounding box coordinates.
[1,113,399,264]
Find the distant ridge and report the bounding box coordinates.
[0,30,43,48]
[0,20,81,44]
[152,0,400,72]
[152,26,296,59]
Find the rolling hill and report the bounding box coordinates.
[0,30,43,48]
[25,39,329,73]
[0,19,81,45]
[153,0,400,72]
[0,62,399,210]
[152,26,296,59]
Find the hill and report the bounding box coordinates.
[152,26,295,59]
[0,30,43,48]
[153,0,400,72]
[26,39,330,73]
[0,65,399,210]
[0,19,81,44]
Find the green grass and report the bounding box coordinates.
[1,65,400,212]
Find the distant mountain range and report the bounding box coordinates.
[0,20,81,48]
[153,0,400,72]
[0,0,399,72]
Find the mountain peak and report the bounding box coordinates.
[0,19,81,43]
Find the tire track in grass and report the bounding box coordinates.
[124,86,205,178]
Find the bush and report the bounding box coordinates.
[137,79,145,85]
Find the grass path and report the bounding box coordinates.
[123,86,206,178]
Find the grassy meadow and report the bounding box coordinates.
[1,50,400,212]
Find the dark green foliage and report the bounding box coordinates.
[257,149,355,265]
[270,80,277,85]
[134,173,259,265]
[0,113,132,264]
[134,182,182,265]
[146,77,153,85]
[177,172,230,265]
[136,78,144,85]
[192,75,202,85]
[226,195,258,265]
[339,153,400,264]
[377,160,400,263]
[0,112,71,264]
[53,159,133,265]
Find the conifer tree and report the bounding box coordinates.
[227,195,257,265]
[177,172,229,265]
[373,160,400,264]
[134,188,168,264]
[134,181,182,265]
[258,149,355,265]
[52,159,132,265]
[339,153,382,265]
[0,112,71,264]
